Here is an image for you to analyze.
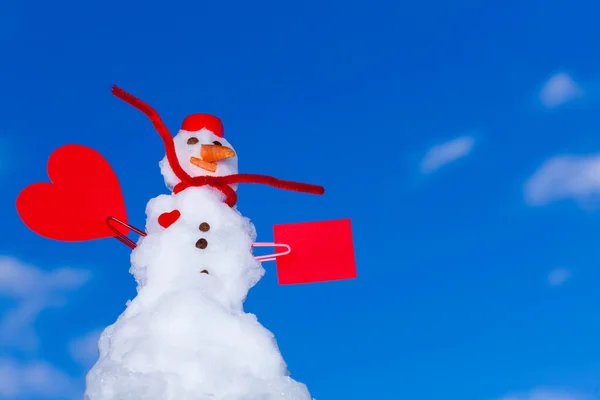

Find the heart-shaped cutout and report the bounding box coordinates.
[158,210,181,228]
[16,144,128,242]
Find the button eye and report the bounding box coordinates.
[213,141,222,146]
[187,137,199,145]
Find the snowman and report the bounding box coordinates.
[82,106,314,397]
[15,86,357,399]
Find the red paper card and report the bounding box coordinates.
[273,218,357,285]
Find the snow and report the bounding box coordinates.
[83,185,312,399]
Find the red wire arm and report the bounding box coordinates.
[173,174,324,207]
[112,86,194,186]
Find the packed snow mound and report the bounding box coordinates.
[84,187,312,400]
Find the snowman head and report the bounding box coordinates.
[159,114,239,190]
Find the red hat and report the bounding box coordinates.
[181,114,224,138]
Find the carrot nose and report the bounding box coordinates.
[200,144,235,163]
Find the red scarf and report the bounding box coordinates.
[112,86,324,207]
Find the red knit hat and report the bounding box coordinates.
[181,114,224,138]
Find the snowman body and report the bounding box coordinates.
[84,118,312,399]
[84,187,312,400]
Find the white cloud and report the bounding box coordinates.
[420,136,475,173]
[0,358,79,399]
[69,329,102,368]
[0,256,91,351]
[524,154,600,207]
[0,257,90,298]
[547,268,571,286]
[539,72,583,108]
[498,389,589,400]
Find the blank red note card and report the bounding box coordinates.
[273,218,357,285]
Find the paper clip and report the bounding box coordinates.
[106,216,147,249]
[252,242,291,263]
[105,219,290,261]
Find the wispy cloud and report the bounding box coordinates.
[69,329,102,369]
[539,72,583,109]
[420,136,475,173]
[524,154,600,207]
[498,389,590,400]
[0,256,91,351]
[547,268,571,286]
[0,358,79,399]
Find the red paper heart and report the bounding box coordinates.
[158,210,181,228]
[16,144,128,242]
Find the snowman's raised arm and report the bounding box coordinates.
[111,86,194,186]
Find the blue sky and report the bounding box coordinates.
[1,0,600,399]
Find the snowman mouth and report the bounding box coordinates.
[200,269,210,275]
[190,145,236,172]
[190,157,217,172]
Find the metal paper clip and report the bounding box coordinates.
[252,242,291,263]
[106,219,290,261]
[106,216,147,249]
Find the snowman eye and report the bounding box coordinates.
[213,141,222,146]
[187,137,199,145]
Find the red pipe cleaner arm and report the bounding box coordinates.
[181,174,324,196]
[173,174,323,207]
[221,174,325,195]
[111,86,194,185]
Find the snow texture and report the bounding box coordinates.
[84,157,311,399]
